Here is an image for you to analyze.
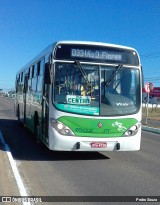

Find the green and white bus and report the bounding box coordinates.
[15,41,142,151]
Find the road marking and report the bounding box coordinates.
[0,131,31,205]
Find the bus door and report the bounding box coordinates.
[23,74,28,124]
[42,84,50,144]
[26,67,32,120]
[42,61,52,144]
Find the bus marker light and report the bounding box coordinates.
[90,142,107,148]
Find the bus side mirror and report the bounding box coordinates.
[44,63,51,84]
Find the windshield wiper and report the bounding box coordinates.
[105,64,123,86]
[74,60,91,88]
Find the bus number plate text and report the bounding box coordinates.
[90,142,107,148]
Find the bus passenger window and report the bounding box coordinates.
[28,68,30,79]
[21,72,24,83]
[29,67,32,79]
[34,64,37,77]
[16,75,20,93]
[37,62,40,76]
[31,64,37,91]
[32,65,34,78]
[37,60,44,92]
[40,59,44,75]
[27,67,32,92]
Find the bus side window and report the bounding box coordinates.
[19,72,24,93]
[37,59,44,92]
[28,67,32,92]
[37,61,40,76]
[31,64,37,91]
[21,72,24,83]
[16,74,20,93]
[28,67,30,79]
[32,65,34,78]
[40,59,44,75]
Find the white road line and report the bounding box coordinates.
[0,131,31,205]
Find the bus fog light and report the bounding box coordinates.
[127,130,132,135]
[50,118,75,136]
[61,129,70,135]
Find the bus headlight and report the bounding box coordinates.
[123,123,141,137]
[50,118,75,136]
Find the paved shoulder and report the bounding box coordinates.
[142,126,160,135]
[0,142,19,196]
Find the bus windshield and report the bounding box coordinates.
[54,62,140,116]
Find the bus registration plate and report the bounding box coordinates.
[90,142,107,148]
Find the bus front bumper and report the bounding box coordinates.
[48,127,141,151]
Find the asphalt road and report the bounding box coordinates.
[0,96,160,205]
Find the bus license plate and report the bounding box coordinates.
[90,142,107,148]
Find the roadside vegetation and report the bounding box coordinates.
[142,105,160,128]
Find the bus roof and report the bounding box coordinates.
[55,40,137,51]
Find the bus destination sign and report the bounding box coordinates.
[71,49,122,61]
[55,43,139,65]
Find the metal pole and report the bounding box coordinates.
[145,92,149,124]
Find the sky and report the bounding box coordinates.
[0,0,160,90]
